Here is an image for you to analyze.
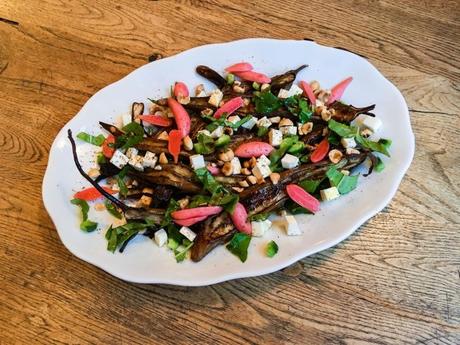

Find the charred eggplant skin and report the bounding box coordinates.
[196,65,227,88]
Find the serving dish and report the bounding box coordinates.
[42,38,414,286]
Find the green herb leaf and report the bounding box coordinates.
[161,199,180,227]
[189,195,211,208]
[194,133,215,154]
[284,96,312,123]
[375,157,385,172]
[254,91,282,113]
[285,200,312,215]
[326,167,359,195]
[215,134,231,148]
[257,126,269,137]
[266,240,279,258]
[226,233,251,262]
[116,122,144,150]
[328,132,340,145]
[328,119,359,138]
[105,221,154,253]
[116,166,130,198]
[77,132,106,146]
[71,198,98,232]
[97,153,107,165]
[270,136,298,167]
[355,135,391,157]
[105,200,122,219]
[287,142,305,155]
[174,241,194,262]
[167,238,179,250]
[298,179,323,194]
[249,213,270,222]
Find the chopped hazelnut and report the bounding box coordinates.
[183,135,193,151]
[269,172,280,185]
[159,152,168,164]
[328,149,343,164]
[222,162,233,176]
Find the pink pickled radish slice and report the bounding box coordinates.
[174,82,189,98]
[234,141,274,158]
[299,81,317,104]
[225,62,253,73]
[230,203,252,234]
[234,71,271,84]
[286,184,320,213]
[327,77,353,105]
[214,96,244,119]
[167,97,191,138]
[174,215,208,227]
[172,206,223,220]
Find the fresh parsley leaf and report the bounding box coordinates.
[226,233,251,262]
[266,240,279,258]
[76,132,106,146]
[254,91,282,113]
[116,122,144,149]
[71,198,98,232]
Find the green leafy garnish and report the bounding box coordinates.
[71,198,98,232]
[116,166,130,198]
[270,136,299,167]
[105,221,154,252]
[249,213,270,222]
[266,241,279,258]
[226,233,251,262]
[375,157,385,172]
[116,122,144,149]
[287,142,305,155]
[194,133,215,154]
[202,115,251,132]
[161,199,180,227]
[97,153,107,165]
[226,73,235,84]
[285,200,312,215]
[174,239,194,262]
[167,238,179,250]
[355,135,391,157]
[189,195,211,208]
[257,126,270,137]
[328,119,359,138]
[298,179,323,194]
[254,91,282,113]
[76,132,106,146]
[284,96,313,123]
[328,132,340,145]
[326,167,359,194]
[105,200,122,219]
[215,134,231,148]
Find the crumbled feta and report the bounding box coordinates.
[142,151,157,168]
[122,113,132,127]
[257,155,271,167]
[257,116,272,128]
[110,150,129,169]
[179,226,197,241]
[208,89,223,107]
[268,129,283,147]
[154,228,168,247]
[210,126,224,138]
[251,219,272,237]
[283,215,302,236]
[277,89,290,98]
[281,154,299,169]
[230,157,242,175]
[341,137,357,148]
[252,160,271,179]
[190,154,205,170]
[126,147,138,159]
[320,186,340,201]
[286,84,303,97]
[241,116,257,130]
[197,129,211,137]
[280,125,297,136]
[362,116,382,132]
[227,115,241,125]
[128,155,144,171]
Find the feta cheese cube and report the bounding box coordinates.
[128,155,144,171]
[230,157,242,175]
[154,228,168,247]
[257,116,272,128]
[179,226,197,241]
[268,129,283,147]
[283,215,302,236]
[241,116,257,130]
[190,154,205,170]
[280,125,297,136]
[122,113,132,127]
[277,89,290,98]
[197,129,211,137]
[126,147,138,159]
[251,219,272,237]
[341,137,357,148]
[362,116,382,132]
[210,126,224,138]
[281,154,299,169]
[286,84,303,97]
[257,155,271,167]
[320,186,340,201]
[208,89,223,107]
[110,150,129,169]
[252,163,271,179]
[227,115,241,125]
[142,151,157,168]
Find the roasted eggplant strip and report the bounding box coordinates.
[99,121,124,137]
[135,138,191,158]
[124,208,164,223]
[270,64,308,94]
[191,212,236,262]
[196,65,227,88]
[128,163,201,193]
[329,102,375,123]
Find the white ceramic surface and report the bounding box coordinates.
[42,38,414,286]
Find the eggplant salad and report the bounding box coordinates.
[69,61,391,263]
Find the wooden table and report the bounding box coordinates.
[1,1,459,344]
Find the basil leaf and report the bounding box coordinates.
[105,200,122,219]
[326,167,344,187]
[328,132,340,145]
[355,135,391,157]
[298,179,323,194]
[116,122,144,149]
[266,240,279,258]
[77,132,106,146]
[194,133,215,154]
[328,119,359,138]
[287,142,305,155]
[226,233,251,262]
[326,167,359,194]
[106,226,118,252]
[249,213,269,222]
[254,91,282,113]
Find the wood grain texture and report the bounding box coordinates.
[0,1,459,344]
